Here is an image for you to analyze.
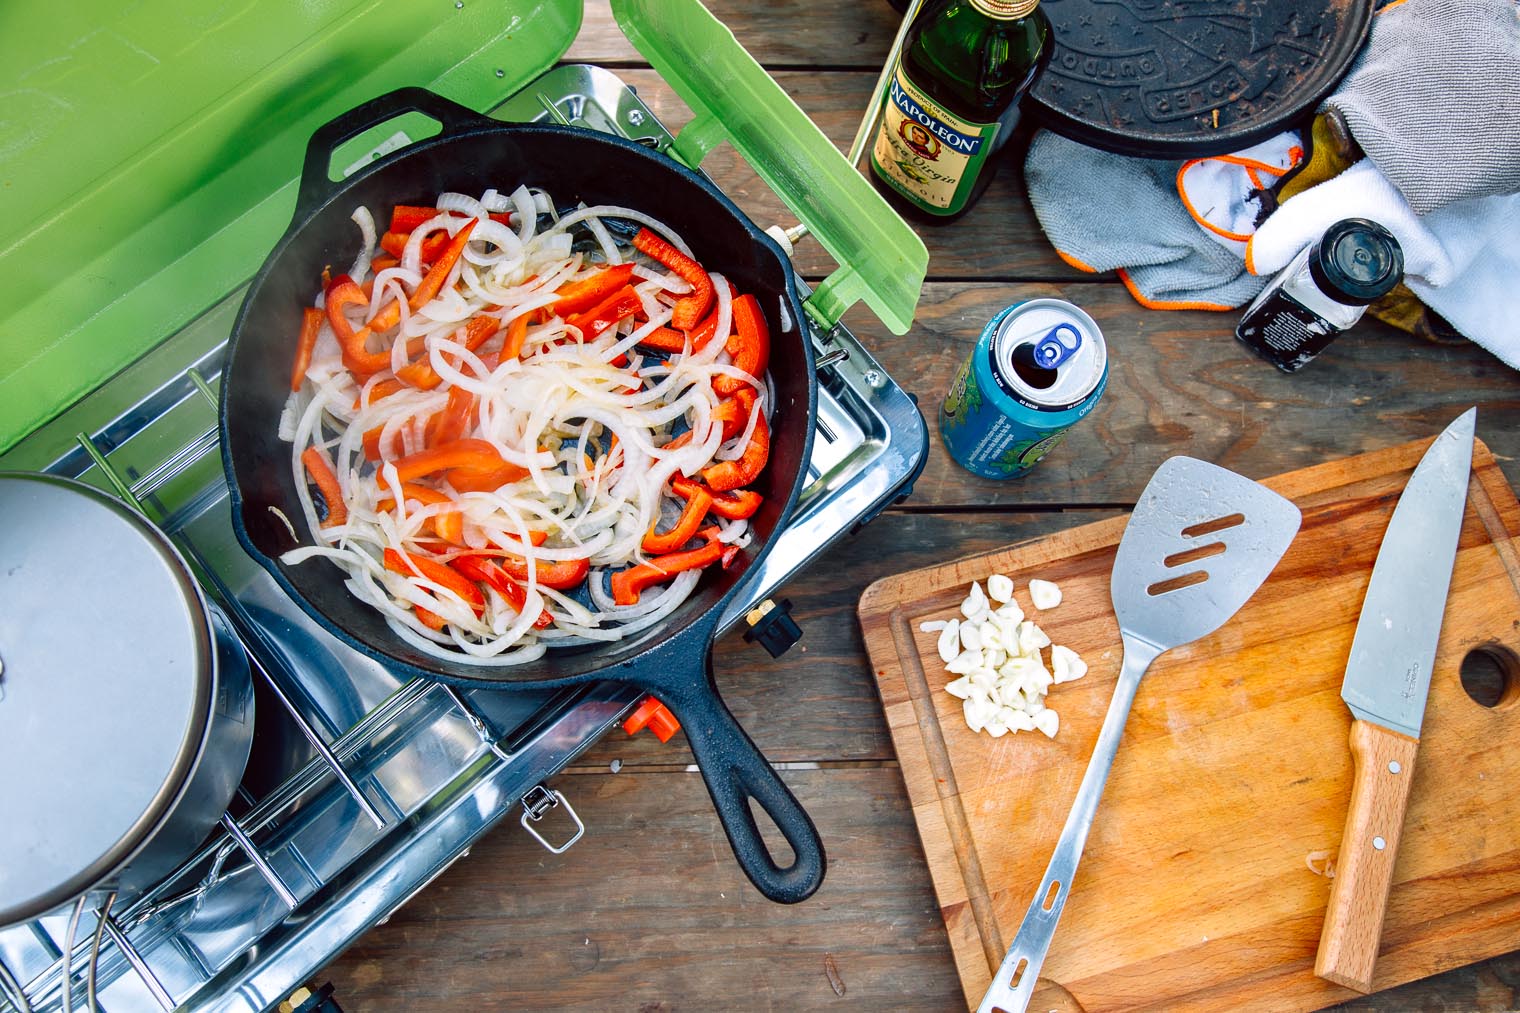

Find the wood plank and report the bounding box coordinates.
[319,767,966,1010]
[859,439,1520,1010]
[569,0,907,68]
[840,282,1520,508]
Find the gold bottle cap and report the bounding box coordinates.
[969,0,1041,18]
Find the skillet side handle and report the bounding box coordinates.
[294,87,496,220]
[657,664,826,904]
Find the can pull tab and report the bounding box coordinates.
[1033,323,1083,370]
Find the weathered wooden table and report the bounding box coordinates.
[322,3,1520,1008]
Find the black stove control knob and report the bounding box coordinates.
[279,983,343,1013]
[743,598,804,657]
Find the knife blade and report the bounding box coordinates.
[1314,407,1476,993]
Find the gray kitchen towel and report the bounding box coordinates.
[1327,0,1520,214]
[1022,130,1266,310]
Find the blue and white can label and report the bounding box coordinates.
[940,298,1108,479]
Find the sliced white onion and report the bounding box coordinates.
[348,205,378,281]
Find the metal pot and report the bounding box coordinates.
[0,473,255,926]
[220,87,824,903]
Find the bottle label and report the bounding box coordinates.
[969,0,1040,17]
[1235,291,1339,373]
[872,66,999,213]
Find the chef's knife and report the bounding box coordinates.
[1314,407,1476,993]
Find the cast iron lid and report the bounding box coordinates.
[1029,0,1374,157]
[0,473,213,926]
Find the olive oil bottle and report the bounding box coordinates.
[870,0,1051,219]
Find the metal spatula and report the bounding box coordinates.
[978,457,1302,1013]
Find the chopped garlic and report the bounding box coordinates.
[1033,709,1060,738]
[1051,644,1088,684]
[995,601,1025,625]
[1016,620,1051,655]
[937,620,961,663]
[961,581,989,619]
[934,575,1089,741]
[1029,579,1062,610]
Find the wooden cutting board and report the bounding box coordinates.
[858,438,1520,1012]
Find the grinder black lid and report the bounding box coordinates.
[1310,218,1404,306]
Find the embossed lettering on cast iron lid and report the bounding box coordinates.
[1029,0,1373,157]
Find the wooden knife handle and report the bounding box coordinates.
[1315,719,1421,993]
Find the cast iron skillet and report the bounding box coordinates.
[220,88,823,903]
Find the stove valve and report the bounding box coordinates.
[623,695,680,742]
[280,983,342,1013]
[743,598,803,658]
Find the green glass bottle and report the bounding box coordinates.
[870,0,1052,220]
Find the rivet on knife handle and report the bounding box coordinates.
[1314,720,1420,992]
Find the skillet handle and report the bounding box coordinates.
[295,87,496,220]
[651,657,826,904]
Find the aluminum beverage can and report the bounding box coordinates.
[940,298,1107,479]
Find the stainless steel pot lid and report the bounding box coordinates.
[0,473,213,925]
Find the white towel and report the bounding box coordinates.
[1177,134,1304,256]
[1247,159,1520,369]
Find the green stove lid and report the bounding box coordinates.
[612,0,926,337]
[0,0,927,455]
[0,0,581,454]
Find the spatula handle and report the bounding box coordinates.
[1315,719,1421,993]
[976,634,1162,1013]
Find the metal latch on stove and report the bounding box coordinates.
[519,785,584,855]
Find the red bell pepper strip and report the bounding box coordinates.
[445,461,531,494]
[711,387,758,441]
[325,274,393,377]
[379,231,408,258]
[375,482,465,544]
[383,548,484,617]
[713,294,770,396]
[492,553,591,590]
[701,413,769,492]
[379,229,451,264]
[354,377,406,409]
[361,424,392,462]
[408,218,478,309]
[563,285,641,341]
[671,475,762,520]
[429,385,477,448]
[289,307,325,392]
[633,228,712,330]
[553,263,637,317]
[413,605,449,631]
[391,439,525,484]
[390,205,512,233]
[499,313,530,361]
[643,486,713,554]
[300,446,348,528]
[610,529,724,606]
[449,555,555,629]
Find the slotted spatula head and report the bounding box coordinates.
[1112,457,1302,652]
